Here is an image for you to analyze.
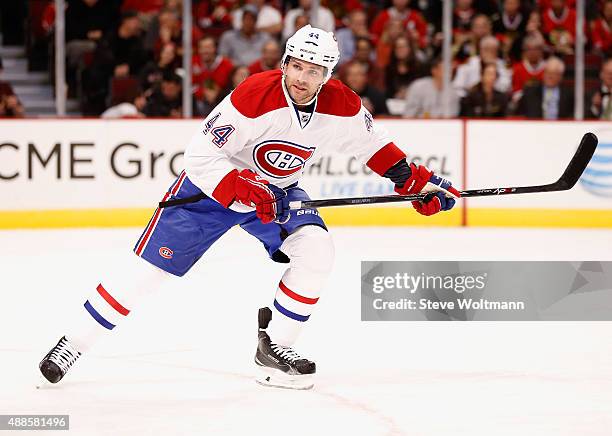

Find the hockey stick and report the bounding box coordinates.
[289,132,598,210]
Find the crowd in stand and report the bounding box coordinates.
[7,0,612,119]
[0,58,25,117]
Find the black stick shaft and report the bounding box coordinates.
[290,132,598,210]
[291,184,553,209]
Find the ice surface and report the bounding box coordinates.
[1,226,612,435]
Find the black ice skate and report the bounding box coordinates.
[38,336,81,384]
[254,307,316,390]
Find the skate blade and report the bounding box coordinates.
[255,365,314,390]
[36,374,55,390]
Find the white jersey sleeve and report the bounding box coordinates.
[335,105,407,175]
[184,94,251,202]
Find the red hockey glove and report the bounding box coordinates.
[234,169,289,224]
[395,163,461,216]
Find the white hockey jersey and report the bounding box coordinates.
[184,70,407,212]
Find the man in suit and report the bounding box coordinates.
[587,58,612,120]
[516,56,574,119]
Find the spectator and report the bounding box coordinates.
[591,0,612,57]
[542,0,577,55]
[343,62,388,116]
[65,0,119,45]
[143,71,183,117]
[294,13,310,31]
[516,56,574,119]
[324,0,364,24]
[509,10,549,65]
[404,58,460,118]
[82,10,149,114]
[120,0,165,26]
[338,37,385,92]
[460,63,509,117]
[375,18,405,68]
[283,0,335,41]
[101,93,147,119]
[454,14,493,62]
[453,35,511,97]
[587,58,612,119]
[231,65,251,88]
[384,35,424,98]
[64,0,120,91]
[65,0,118,35]
[511,35,546,98]
[218,5,271,66]
[232,0,282,38]
[0,58,24,118]
[336,10,370,66]
[248,40,281,74]
[140,43,181,92]
[492,0,526,61]
[369,0,428,48]
[194,0,233,39]
[95,10,149,77]
[192,36,233,116]
[525,10,546,42]
[193,36,234,90]
[454,0,477,37]
[0,93,25,118]
[148,3,206,56]
[218,65,251,101]
[153,8,182,59]
[164,0,182,13]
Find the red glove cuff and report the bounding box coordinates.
[394,163,433,195]
[366,142,407,176]
[211,169,239,208]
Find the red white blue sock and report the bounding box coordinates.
[66,256,171,352]
[266,226,334,346]
[266,274,322,346]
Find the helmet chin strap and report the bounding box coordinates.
[281,65,324,107]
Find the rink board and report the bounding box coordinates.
[1,119,611,228]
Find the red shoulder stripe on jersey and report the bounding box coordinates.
[279,281,319,305]
[96,284,130,316]
[316,79,361,117]
[211,169,239,207]
[366,142,407,176]
[230,70,287,119]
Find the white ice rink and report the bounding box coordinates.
[2,226,612,435]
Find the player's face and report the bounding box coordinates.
[284,58,326,104]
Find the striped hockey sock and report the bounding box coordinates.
[266,276,321,346]
[66,256,171,353]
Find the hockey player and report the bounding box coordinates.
[39,25,459,390]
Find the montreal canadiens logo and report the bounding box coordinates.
[159,247,173,259]
[253,140,315,179]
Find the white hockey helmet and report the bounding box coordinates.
[282,25,340,83]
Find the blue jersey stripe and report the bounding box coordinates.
[273,299,310,322]
[84,300,115,330]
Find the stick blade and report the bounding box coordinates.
[557,132,598,189]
